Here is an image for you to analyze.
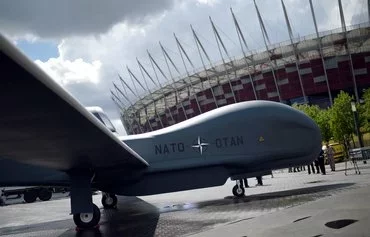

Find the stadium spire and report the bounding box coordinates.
[173,34,203,114]
[209,16,237,104]
[337,0,359,102]
[309,0,333,106]
[281,0,307,103]
[158,42,189,120]
[191,24,219,108]
[230,7,257,100]
[253,0,282,102]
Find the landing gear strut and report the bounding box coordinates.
[73,203,101,229]
[232,180,245,197]
[102,193,117,209]
[70,172,101,229]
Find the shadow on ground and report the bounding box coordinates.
[0,183,355,237]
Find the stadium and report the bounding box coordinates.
[111,1,370,135]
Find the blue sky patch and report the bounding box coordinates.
[17,40,59,61]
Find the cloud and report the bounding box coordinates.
[1,0,364,135]
[0,0,176,39]
[34,42,102,86]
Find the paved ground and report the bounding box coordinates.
[0,161,369,237]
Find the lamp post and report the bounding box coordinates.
[351,101,364,148]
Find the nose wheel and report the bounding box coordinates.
[73,203,101,229]
[102,193,117,209]
[232,180,245,197]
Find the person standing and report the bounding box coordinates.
[318,149,326,175]
[256,176,263,186]
[314,159,320,174]
[326,144,335,172]
[307,162,315,174]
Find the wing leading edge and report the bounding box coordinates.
[0,34,148,171]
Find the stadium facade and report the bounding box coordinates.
[111,0,370,135]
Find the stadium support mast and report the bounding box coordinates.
[113,82,144,133]
[127,66,163,128]
[160,41,202,116]
[146,51,176,123]
[281,0,307,104]
[338,0,359,102]
[153,45,188,120]
[110,92,132,134]
[137,60,164,128]
[230,8,257,100]
[117,75,152,132]
[369,0,370,22]
[137,58,175,123]
[173,34,203,114]
[191,25,219,108]
[209,16,237,104]
[110,90,135,134]
[309,0,333,106]
[253,0,282,102]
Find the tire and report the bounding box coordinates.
[232,185,245,197]
[38,188,52,201]
[102,194,117,209]
[23,190,37,203]
[73,203,101,229]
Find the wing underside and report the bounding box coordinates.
[0,34,148,171]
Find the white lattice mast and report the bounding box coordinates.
[117,75,150,133]
[136,59,164,128]
[338,0,359,102]
[145,51,175,122]
[127,66,163,128]
[113,80,141,133]
[253,0,282,102]
[158,43,189,120]
[173,34,203,114]
[160,41,202,115]
[148,49,188,120]
[113,80,144,134]
[281,0,307,103]
[230,8,258,100]
[209,16,237,104]
[309,0,333,106]
[191,25,219,108]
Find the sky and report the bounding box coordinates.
[0,0,368,135]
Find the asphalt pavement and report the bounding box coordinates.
[0,161,369,237]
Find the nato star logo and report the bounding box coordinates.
[192,136,209,155]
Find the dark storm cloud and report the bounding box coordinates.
[0,0,175,38]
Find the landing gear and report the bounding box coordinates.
[73,203,101,229]
[69,172,101,229]
[232,180,245,197]
[102,193,117,209]
[38,188,52,201]
[23,189,37,203]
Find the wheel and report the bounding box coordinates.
[102,194,117,209]
[73,203,101,228]
[232,185,245,197]
[38,188,52,201]
[23,190,37,203]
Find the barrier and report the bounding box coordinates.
[346,146,370,175]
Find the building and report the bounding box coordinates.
[112,1,370,135]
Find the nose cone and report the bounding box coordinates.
[230,101,322,166]
[288,106,322,164]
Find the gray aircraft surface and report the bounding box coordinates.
[0,34,322,228]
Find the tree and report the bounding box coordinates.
[316,109,332,143]
[292,104,332,143]
[329,91,354,151]
[360,88,370,132]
